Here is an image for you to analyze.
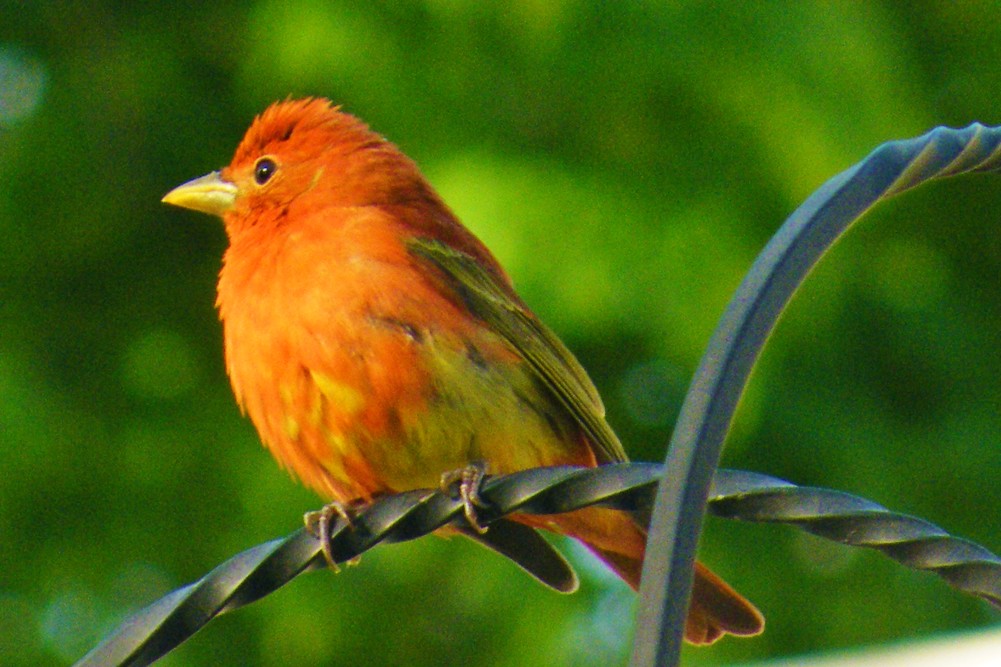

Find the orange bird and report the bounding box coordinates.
[162,98,763,644]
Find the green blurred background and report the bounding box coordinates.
[2,2,1000,665]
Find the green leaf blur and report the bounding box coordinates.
[2,2,999,665]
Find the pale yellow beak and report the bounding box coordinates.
[161,171,238,217]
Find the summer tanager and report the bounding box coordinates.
[162,98,763,644]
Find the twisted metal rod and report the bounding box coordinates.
[75,464,1001,667]
[709,470,1001,607]
[633,122,1001,667]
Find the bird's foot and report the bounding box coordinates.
[304,500,361,571]
[440,462,490,534]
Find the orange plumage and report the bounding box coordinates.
[162,98,763,644]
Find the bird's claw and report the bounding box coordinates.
[304,501,359,571]
[440,462,490,534]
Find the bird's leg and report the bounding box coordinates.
[303,500,358,571]
[440,461,490,534]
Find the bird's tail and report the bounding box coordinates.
[517,506,764,645]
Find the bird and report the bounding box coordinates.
[162,98,763,644]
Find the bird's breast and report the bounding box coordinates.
[216,212,588,502]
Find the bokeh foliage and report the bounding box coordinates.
[2,2,1000,665]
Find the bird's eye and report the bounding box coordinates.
[254,157,277,185]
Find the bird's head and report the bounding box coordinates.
[162,98,435,237]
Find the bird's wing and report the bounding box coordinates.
[408,237,628,464]
[458,520,579,593]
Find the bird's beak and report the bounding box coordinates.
[161,171,238,217]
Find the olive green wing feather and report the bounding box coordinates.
[408,237,628,464]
